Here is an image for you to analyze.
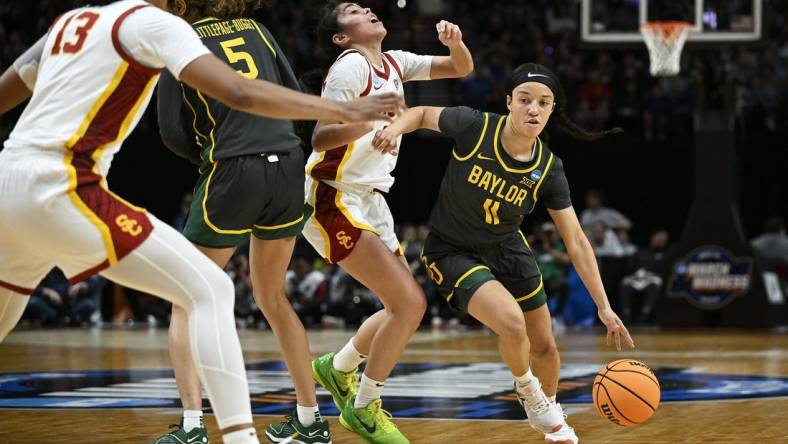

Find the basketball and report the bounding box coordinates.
[592,359,660,427]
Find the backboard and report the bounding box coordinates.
[580,0,764,44]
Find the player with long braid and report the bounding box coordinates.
[372,63,634,444]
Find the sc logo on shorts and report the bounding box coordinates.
[115,214,143,237]
[336,231,355,249]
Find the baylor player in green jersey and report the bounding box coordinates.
[154,3,327,442]
[151,1,402,442]
[373,63,635,444]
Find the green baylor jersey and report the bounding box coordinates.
[180,17,303,170]
[429,107,573,249]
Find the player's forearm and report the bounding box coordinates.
[387,106,429,136]
[566,233,612,311]
[240,79,350,122]
[312,122,373,152]
[447,42,473,77]
[0,67,32,117]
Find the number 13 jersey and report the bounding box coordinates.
[4,0,209,176]
[429,107,573,249]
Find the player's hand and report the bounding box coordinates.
[436,20,463,47]
[372,126,400,155]
[341,93,406,123]
[598,307,635,351]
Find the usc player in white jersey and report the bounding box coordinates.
[0,1,402,442]
[303,2,473,442]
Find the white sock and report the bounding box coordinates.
[514,369,539,395]
[183,410,203,432]
[223,427,258,444]
[333,337,367,372]
[354,374,384,408]
[297,404,321,427]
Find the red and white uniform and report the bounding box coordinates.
[302,49,432,263]
[0,0,210,293]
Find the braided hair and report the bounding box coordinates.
[506,63,622,142]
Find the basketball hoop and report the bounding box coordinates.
[640,21,692,76]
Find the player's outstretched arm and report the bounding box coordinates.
[548,206,635,351]
[179,54,405,124]
[371,106,443,154]
[311,121,375,152]
[429,20,473,79]
[0,68,31,117]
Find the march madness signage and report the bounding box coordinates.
[669,246,753,310]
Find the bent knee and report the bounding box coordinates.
[496,316,528,341]
[389,288,427,319]
[191,268,234,309]
[531,339,558,358]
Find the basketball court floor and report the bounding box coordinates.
[0,327,786,443]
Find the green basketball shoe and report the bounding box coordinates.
[150,421,209,444]
[264,411,331,443]
[339,397,409,444]
[312,352,358,410]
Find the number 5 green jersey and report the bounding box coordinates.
[428,107,573,249]
[158,17,303,170]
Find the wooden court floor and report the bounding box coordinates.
[0,327,786,443]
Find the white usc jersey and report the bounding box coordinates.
[0,0,208,292]
[3,0,208,177]
[306,49,432,192]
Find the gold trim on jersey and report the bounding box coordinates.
[92,71,157,216]
[192,16,218,25]
[516,275,544,302]
[251,21,277,58]
[446,265,490,302]
[309,180,333,260]
[254,213,304,231]
[306,151,326,177]
[335,142,355,182]
[452,112,489,161]
[196,90,218,163]
[493,115,543,173]
[518,230,531,250]
[334,188,380,235]
[66,64,127,148]
[89,70,158,177]
[64,151,118,265]
[63,62,130,265]
[180,83,208,148]
[532,152,555,201]
[202,161,253,235]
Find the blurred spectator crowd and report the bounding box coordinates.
[2,1,788,140]
[18,187,787,331]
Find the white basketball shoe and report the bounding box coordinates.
[514,382,564,434]
[544,402,579,444]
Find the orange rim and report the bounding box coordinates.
[641,21,692,41]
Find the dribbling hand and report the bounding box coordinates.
[342,93,406,124]
[436,20,463,47]
[598,307,635,351]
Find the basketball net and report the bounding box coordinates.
[640,21,692,76]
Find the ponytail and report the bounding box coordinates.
[553,108,623,142]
